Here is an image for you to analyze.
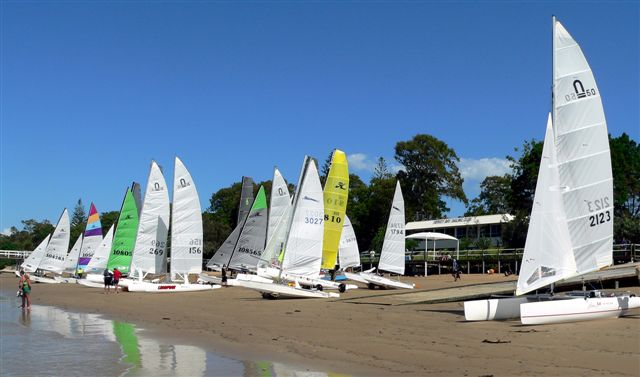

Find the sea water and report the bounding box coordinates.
[0,294,344,376]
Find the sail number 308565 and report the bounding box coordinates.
[589,210,611,227]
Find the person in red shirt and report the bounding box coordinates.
[113,268,122,293]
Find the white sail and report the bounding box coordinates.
[20,235,51,272]
[63,234,83,273]
[517,115,577,295]
[553,19,613,274]
[338,215,360,270]
[86,225,115,273]
[131,161,171,275]
[377,181,406,275]
[170,157,204,277]
[39,209,71,274]
[281,158,324,278]
[258,201,293,272]
[267,168,291,244]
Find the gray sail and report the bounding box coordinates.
[132,181,143,217]
[207,223,242,270]
[228,186,268,272]
[237,176,254,225]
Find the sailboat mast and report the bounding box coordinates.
[551,15,556,134]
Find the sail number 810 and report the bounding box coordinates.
[589,210,611,227]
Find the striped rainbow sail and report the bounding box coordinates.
[77,203,102,271]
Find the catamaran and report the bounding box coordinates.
[464,17,640,324]
[16,234,51,278]
[29,209,71,283]
[339,216,373,284]
[128,157,218,292]
[359,181,415,289]
[237,156,339,298]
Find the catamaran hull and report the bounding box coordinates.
[464,297,530,321]
[236,279,339,299]
[360,273,414,289]
[53,276,78,284]
[77,279,105,288]
[127,282,220,293]
[259,268,356,292]
[520,295,640,325]
[343,271,371,284]
[197,273,273,286]
[31,275,61,284]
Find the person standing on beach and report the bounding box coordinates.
[18,270,32,309]
[452,258,461,282]
[221,265,228,287]
[103,268,112,294]
[113,268,122,293]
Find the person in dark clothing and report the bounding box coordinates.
[452,258,461,282]
[221,265,228,287]
[103,268,112,294]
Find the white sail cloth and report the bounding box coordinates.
[377,181,406,275]
[85,225,115,273]
[338,216,360,270]
[39,209,71,274]
[20,235,51,272]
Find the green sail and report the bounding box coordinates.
[107,188,140,273]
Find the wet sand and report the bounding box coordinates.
[2,273,639,376]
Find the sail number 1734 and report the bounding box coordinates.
[589,210,611,227]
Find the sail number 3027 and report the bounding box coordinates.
[589,210,611,227]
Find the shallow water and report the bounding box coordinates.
[0,294,347,377]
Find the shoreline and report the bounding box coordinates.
[2,274,639,376]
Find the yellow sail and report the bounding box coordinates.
[321,149,349,269]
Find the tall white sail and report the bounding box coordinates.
[39,209,71,274]
[63,234,83,273]
[131,161,171,275]
[267,168,291,244]
[553,19,613,274]
[20,235,51,272]
[86,225,115,273]
[281,158,325,278]
[338,215,360,270]
[170,157,203,277]
[258,201,293,272]
[517,115,576,295]
[377,181,406,275]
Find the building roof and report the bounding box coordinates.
[406,214,514,231]
[406,232,458,241]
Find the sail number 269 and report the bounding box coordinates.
[589,210,611,227]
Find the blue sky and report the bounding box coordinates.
[1,1,638,233]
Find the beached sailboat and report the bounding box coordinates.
[77,225,115,287]
[32,209,71,283]
[106,187,140,275]
[321,149,349,271]
[76,203,103,274]
[464,17,640,324]
[129,161,171,279]
[17,234,51,277]
[206,177,255,272]
[129,157,218,292]
[360,181,414,289]
[339,216,372,284]
[238,157,339,298]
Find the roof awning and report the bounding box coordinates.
[406,232,458,242]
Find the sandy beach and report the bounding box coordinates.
[2,273,639,376]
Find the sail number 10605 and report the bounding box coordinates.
[589,210,611,227]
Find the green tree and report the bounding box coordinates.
[373,157,392,180]
[465,175,512,216]
[394,134,467,220]
[71,199,86,227]
[100,211,119,235]
[202,212,232,258]
[610,133,640,242]
[208,180,245,228]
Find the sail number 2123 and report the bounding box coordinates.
[589,210,611,227]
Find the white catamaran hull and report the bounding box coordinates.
[259,267,356,292]
[360,272,414,290]
[520,294,640,325]
[53,276,79,284]
[31,275,61,284]
[126,280,220,293]
[77,279,105,288]
[464,297,530,321]
[197,272,273,287]
[236,279,339,299]
[343,269,375,284]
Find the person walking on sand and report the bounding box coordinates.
[103,268,112,294]
[18,270,32,309]
[113,268,122,293]
[452,258,461,282]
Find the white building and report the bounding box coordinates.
[406,214,514,247]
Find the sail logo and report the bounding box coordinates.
[180,178,190,188]
[153,182,165,191]
[335,182,347,190]
[303,196,319,203]
[278,188,285,196]
[564,79,596,102]
[392,206,400,211]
